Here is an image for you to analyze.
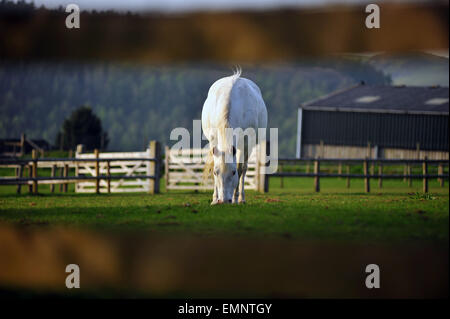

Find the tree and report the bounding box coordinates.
[55,106,109,151]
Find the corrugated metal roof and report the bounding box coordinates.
[302,84,449,114]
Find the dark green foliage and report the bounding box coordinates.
[0,60,390,155]
[55,106,109,151]
[369,52,449,86]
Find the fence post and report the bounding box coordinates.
[107,160,111,193]
[94,149,100,194]
[378,163,383,189]
[314,158,320,192]
[415,143,420,188]
[76,144,84,154]
[422,156,428,193]
[264,141,269,193]
[27,165,32,193]
[63,164,69,193]
[149,141,161,194]
[63,150,71,193]
[32,150,38,194]
[338,162,342,179]
[280,163,284,188]
[59,166,64,192]
[50,165,56,193]
[165,146,170,192]
[258,141,268,193]
[438,163,444,187]
[368,141,375,183]
[364,158,370,193]
[16,164,23,194]
[75,144,83,193]
[255,148,261,191]
[346,164,350,188]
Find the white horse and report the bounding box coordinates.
[202,69,268,204]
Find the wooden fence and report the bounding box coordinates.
[1,144,448,194]
[0,141,161,194]
[0,133,45,158]
[165,145,265,192]
[75,142,161,193]
[271,157,449,193]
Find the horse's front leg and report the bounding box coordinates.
[233,163,244,204]
[211,184,219,205]
[232,183,239,204]
[238,162,247,204]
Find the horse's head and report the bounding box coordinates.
[212,146,238,203]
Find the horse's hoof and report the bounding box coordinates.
[238,200,246,204]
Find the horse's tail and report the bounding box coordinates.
[217,66,241,150]
[202,68,241,184]
[232,65,242,81]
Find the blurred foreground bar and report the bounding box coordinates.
[0,225,447,298]
[0,2,448,62]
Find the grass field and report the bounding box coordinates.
[0,175,448,298]
[0,176,448,243]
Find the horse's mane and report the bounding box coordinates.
[203,67,241,183]
[202,148,214,182]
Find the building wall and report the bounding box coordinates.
[302,144,449,159]
[301,110,449,151]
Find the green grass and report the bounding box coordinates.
[0,176,448,244]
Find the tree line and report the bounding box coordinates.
[0,60,390,156]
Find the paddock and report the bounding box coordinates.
[0,143,448,194]
[0,143,448,299]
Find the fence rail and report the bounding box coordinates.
[278,158,449,164]
[0,158,157,166]
[273,173,446,178]
[0,141,161,194]
[270,157,448,193]
[1,145,448,194]
[0,133,44,158]
[165,145,263,191]
[0,175,157,184]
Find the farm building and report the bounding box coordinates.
[296,84,449,159]
[0,136,50,158]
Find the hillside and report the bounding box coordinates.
[369,52,449,87]
[0,60,390,157]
